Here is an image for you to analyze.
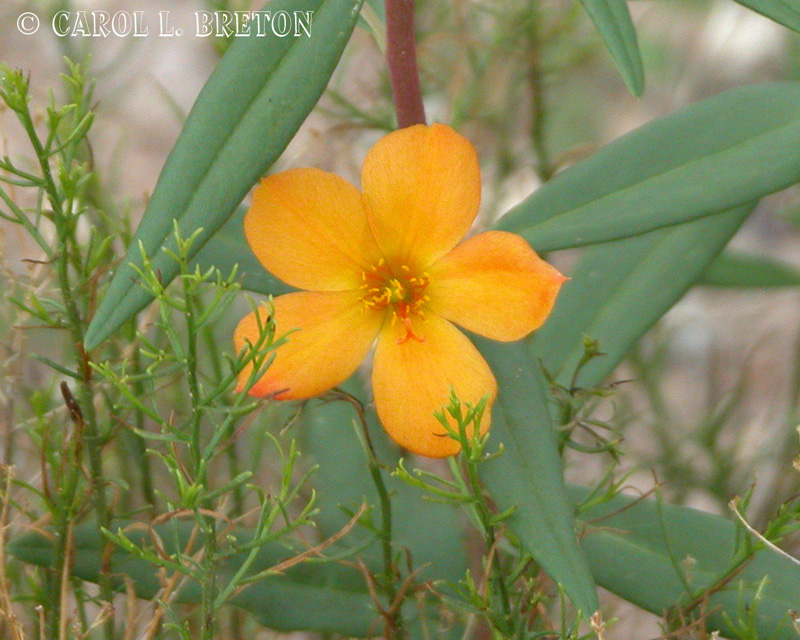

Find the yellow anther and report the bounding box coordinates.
[359,261,432,343]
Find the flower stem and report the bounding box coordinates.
[358,417,406,639]
[128,330,157,506]
[15,99,115,639]
[180,253,218,640]
[386,0,426,128]
[464,457,513,624]
[448,452,513,634]
[334,391,405,639]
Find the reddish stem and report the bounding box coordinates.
[385,0,426,128]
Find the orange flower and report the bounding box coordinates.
[234,124,565,457]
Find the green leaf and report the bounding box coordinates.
[476,338,599,618]
[570,485,800,640]
[529,204,753,389]
[190,206,293,296]
[15,491,798,639]
[8,446,460,639]
[577,0,643,96]
[731,0,800,33]
[700,250,800,288]
[302,376,469,588]
[496,83,800,252]
[7,521,377,636]
[84,0,363,350]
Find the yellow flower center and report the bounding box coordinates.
[361,259,431,344]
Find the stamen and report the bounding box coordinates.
[360,261,432,341]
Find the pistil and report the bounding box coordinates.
[361,260,430,344]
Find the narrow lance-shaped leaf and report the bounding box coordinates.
[570,485,800,640]
[730,0,800,34]
[475,337,599,619]
[474,204,751,617]
[190,209,800,297]
[699,250,800,288]
[84,0,364,349]
[188,206,800,299]
[10,372,468,639]
[577,0,643,96]
[496,84,800,252]
[7,521,377,636]
[529,203,754,389]
[14,490,798,640]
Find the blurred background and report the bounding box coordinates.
[2,0,800,636]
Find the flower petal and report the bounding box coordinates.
[235,291,383,399]
[245,168,382,291]
[361,124,481,271]
[427,231,567,342]
[372,314,496,457]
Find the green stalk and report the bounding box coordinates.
[129,343,156,506]
[50,383,86,639]
[180,260,218,640]
[464,456,513,629]
[201,305,245,517]
[56,192,115,640]
[367,446,405,640]
[345,393,405,640]
[447,442,513,636]
[15,100,115,639]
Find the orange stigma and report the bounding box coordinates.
[361,260,430,344]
